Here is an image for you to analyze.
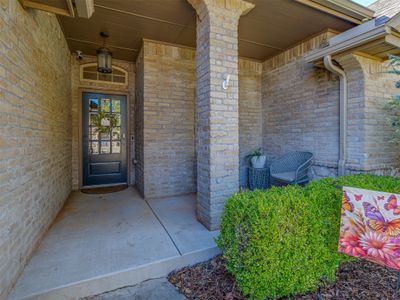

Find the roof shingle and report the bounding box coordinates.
[369,0,400,18]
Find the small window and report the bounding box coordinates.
[80,63,128,86]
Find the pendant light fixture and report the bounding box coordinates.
[97,32,112,73]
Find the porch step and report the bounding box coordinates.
[8,247,220,300]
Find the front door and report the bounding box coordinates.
[82,92,127,187]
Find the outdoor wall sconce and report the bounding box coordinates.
[222,74,231,90]
[97,32,113,73]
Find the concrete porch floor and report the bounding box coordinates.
[8,188,219,300]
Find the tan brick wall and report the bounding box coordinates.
[135,48,145,195]
[262,33,400,178]
[262,33,341,178]
[71,56,135,190]
[134,40,261,198]
[0,2,71,299]
[337,54,400,175]
[189,0,254,230]
[239,59,262,187]
[136,40,197,198]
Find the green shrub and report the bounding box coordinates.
[216,174,400,299]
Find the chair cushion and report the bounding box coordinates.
[271,171,296,182]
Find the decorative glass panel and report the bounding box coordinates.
[100,141,111,154]
[113,68,124,76]
[112,141,121,154]
[90,113,98,125]
[100,132,110,140]
[116,114,121,126]
[111,100,121,112]
[80,64,128,85]
[112,127,120,140]
[90,127,99,140]
[90,142,99,154]
[113,76,125,83]
[101,99,111,112]
[84,72,97,80]
[89,99,99,111]
[101,117,110,127]
[86,66,97,72]
[98,73,112,82]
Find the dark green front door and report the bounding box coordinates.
[82,92,127,187]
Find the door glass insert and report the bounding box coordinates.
[100,132,111,140]
[116,114,121,126]
[90,127,99,140]
[112,127,120,140]
[90,141,99,154]
[101,99,111,112]
[100,141,111,154]
[111,100,121,112]
[87,97,123,156]
[112,141,121,154]
[90,113,97,125]
[89,99,99,111]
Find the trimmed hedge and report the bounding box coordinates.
[216,174,400,299]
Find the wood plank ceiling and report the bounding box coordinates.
[56,0,356,62]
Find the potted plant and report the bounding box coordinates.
[246,148,267,169]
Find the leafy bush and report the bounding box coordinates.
[216,174,400,299]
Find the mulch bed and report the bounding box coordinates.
[168,255,399,300]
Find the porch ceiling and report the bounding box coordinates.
[57,0,357,62]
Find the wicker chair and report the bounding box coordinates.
[270,152,313,186]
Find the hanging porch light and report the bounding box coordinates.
[97,32,112,73]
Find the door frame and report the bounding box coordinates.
[78,88,131,189]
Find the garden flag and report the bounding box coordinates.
[339,187,400,270]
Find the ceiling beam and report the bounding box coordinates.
[94,4,187,27]
[19,0,74,17]
[66,37,139,52]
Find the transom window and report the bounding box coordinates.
[80,63,128,86]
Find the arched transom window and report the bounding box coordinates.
[80,63,128,86]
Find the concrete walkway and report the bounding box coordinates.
[8,188,219,300]
[84,278,185,300]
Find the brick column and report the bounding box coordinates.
[188,0,254,230]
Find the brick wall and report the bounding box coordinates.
[71,56,135,190]
[135,48,145,195]
[262,33,341,178]
[261,33,400,178]
[136,40,196,198]
[239,59,262,187]
[134,40,262,198]
[338,54,400,175]
[0,2,71,299]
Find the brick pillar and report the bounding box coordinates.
[188,0,254,230]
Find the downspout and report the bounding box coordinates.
[323,55,347,176]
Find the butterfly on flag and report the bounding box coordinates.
[363,202,400,237]
[342,191,354,215]
[384,195,400,215]
[354,194,363,201]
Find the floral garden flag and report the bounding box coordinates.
[339,187,400,270]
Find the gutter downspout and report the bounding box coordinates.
[323,55,347,176]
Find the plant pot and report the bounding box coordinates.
[251,155,266,169]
